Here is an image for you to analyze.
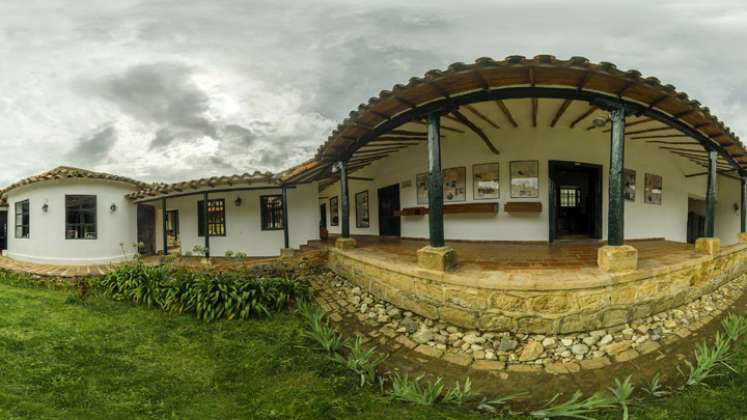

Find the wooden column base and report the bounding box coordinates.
[597,245,638,273]
[738,233,747,244]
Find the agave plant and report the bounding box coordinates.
[721,313,747,342]
[607,376,635,420]
[683,331,735,387]
[530,390,614,419]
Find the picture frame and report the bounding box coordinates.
[623,169,636,202]
[355,190,370,228]
[329,196,339,226]
[443,167,467,202]
[510,160,539,198]
[473,162,500,200]
[644,173,662,205]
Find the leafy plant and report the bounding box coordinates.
[641,372,669,398]
[388,374,444,406]
[299,302,347,353]
[98,262,307,322]
[192,245,209,257]
[530,390,613,419]
[234,252,248,259]
[224,250,235,258]
[476,394,523,414]
[607,376,634,420]
[331,337,386,388]
[442,377,475,406]
[683,331,735,386]
[721,313,747,342]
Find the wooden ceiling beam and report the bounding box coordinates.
[531,98,538,128]
[550,99,572,128]
[645,141,700,146]
[389,129,428,136]
[625,126,679,136]
[602,117,655,133]
[412,119,465,134]
[569,105,597,129]
[464,104,500,129]
[632,134,690,140]
[451,109,500,155]
[495,100,518,128]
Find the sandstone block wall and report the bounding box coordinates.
[327,245,747,334]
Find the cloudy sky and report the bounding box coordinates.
[1,0,746,185]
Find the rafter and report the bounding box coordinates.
[569,105,597,129]
[625,126,679,136]
[531,98,538,128]
[495,100,518,128]
[550,99,572,128]
[451,109,500,155]
[464,104,500,129]
[602,117,655,133]
[412,119,465,134]
[632,134,690,140]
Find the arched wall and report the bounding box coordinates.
[5,179,139,265]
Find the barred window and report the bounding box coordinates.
[66,195,97,239]
[197,199,226,237]
[15,200,29,239]
[559,187,581,208]
[260,195,284,230]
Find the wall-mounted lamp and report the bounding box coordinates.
[234,197,242,207]
[42,203,49,213]
[110,203,117,212]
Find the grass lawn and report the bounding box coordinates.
[0,281,746,419]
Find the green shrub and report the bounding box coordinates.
[388,374,444,406]
[331,337,386,388]
[98,262,307,321]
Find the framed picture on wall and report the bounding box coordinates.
[443,167,466,202]
[473,162,500,200]
[416,172,428,205]
[510,160,539,198]
[623,169,636,201]
[329,196,339,226]
[644,173,662,205]
[355,190,370,228]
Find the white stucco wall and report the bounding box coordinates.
[320,100,743,245]
[153,182,320,257]
[5,179,138,265]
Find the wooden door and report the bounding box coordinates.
[377,184,401,237]
[137,204,156,256]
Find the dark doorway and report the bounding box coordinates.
[687,198,706,244]
[549,161,602,241]
[0,211,6,251]
[319,203,328,240]
[137,204,156,256]
[378,184,401,237]
[166,210,180,250]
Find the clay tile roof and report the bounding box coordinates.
[126,170,276,201]
[0,166,151,201]
[314,55,746,171]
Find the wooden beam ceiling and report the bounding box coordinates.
[451,109,500,155]
[495,100,518,128]
[464,104,500,129]
[569,105,597,129]
[550,99,572,128]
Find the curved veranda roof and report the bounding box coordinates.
[309,55,745,181]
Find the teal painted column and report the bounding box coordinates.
[741,177,746,233]
[161,197,168,255]
[607,106,626,246]
[339,161,350,238]
[202,192,210,258]
[427,112,445,247]
[282,184,290,248]
[705,149,717,237]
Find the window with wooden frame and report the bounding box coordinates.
[260,195,284,230]
[559,187,581,208]
[65,195,97,239]
[15,200,29,239]
[197,199,226,237]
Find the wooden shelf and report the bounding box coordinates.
[400,203,498,216]
[504,202,542,213]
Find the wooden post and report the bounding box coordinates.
[741,177,746,233]
[608,106,625,246]
[202,192,210,258]
[282,184,290,249]
[339,161,351,239]
[705,149,717,237]
[161,197,168,255]
[427,111,445,247]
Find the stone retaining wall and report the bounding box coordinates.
[327,244,747,334]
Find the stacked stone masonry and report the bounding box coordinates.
[328,244,747,334]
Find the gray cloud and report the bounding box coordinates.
[66,124,118,164]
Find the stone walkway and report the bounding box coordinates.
[0,256,117,277]
[309,269,747,376]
